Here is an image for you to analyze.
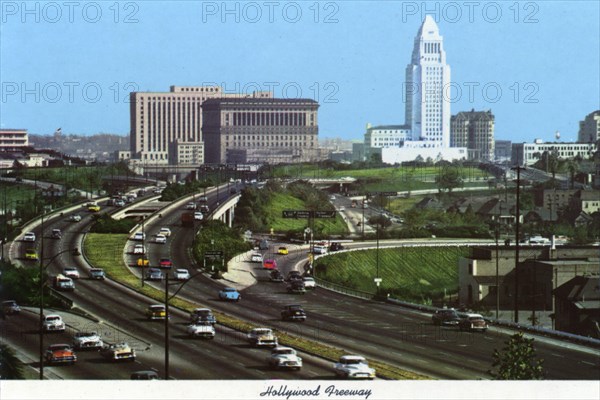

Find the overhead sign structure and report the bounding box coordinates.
[282,210,337,219]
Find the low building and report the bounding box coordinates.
[168,140,203,166]
[512,140,597,166]
[553,275,600,338]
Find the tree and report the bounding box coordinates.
[0,343,25,379]
[435,166,463,194]
[489,332,545,380]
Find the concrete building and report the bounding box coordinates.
[494,140,512,162]
[352,142,366,162]
[450,110,495,162]
[363,124,410,161]
[168,140,204,166]
[578,110,600,143]
[202,97,320,165]
[0,129,28,151]
[511,140,597,166]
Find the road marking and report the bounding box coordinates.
[414,345,426,350]
[551,353,564,358]
[580,361,595,366]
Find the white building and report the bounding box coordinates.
[0,129,28,150]
[512,139,597,166]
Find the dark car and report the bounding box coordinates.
[287,281,306,294]
[89,268,106,280]
[281,304,306,322]
[269,269,284,282]
[329,242,344,251]
[2,300,21,315]
[432,309,461,326]
[285,270,302,282]
[130,370,159,380]
[189,308,217,325]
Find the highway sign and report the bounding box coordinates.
[283,210,336,219]
[204,251,223,256]
[315,211,336,218]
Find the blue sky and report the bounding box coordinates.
[1,1,599,144]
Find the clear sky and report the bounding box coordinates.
[1,0,599,144]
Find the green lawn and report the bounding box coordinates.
[315,246,469,303]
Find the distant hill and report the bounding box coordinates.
[29,133,128,162]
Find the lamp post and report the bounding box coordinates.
[511,165,526,324]
[494,223,500,320]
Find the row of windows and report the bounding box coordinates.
[226,112,313,127]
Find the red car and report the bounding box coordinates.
[263,259,277,270]
[159,258,173,268]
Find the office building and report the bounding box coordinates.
[0,129,28,151]
[450,109,495,161]
[578,110,600,143]
[512,140,597,166]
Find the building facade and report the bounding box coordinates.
[511,140,597,166]
[202,98,320,165]
[578,110,600,143]
[0,129,28,151]
[450,110,495,161]
[495,140,512,162]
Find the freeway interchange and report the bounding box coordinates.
[3,187,600,381]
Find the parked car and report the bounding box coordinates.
[329,242,344,251]
[73,331,103,350]
[159,227,172,237]
[187,322,215,339]
[269,269,284,282]
[281,304,306,322]
[173,269,191,280]
[333,355,376,379]
[218,287,241,302]
[131,370,159,380]
[62,267,80,279]
[189,308,217,324]
[155,234,167,244]
[43,314,66,332]
[247,328,278,347]
[146,304,167,320]
[132,244,146,254]
[132,232,146,241]
[22,232,36,242]
[100,342,136,362]
[263,259,277,270]
[432,309,461,326]
[145,268,163,281]
[45,344,77,365]
[1,300,21,315]
[68,214,82,222]
[250,253,263,263]
[277,246,288,255]
[159,258,173,268]
[287,280,306,294]
[25,248,38,260]
[458,313,488,332]
[51,229,62,239]
[302,276,316,289]
[89,268,106,280]
[266,347,303,370]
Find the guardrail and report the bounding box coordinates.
[313,277,374,301]
[48,287,74,309]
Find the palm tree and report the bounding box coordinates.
[566,159,578,189]
[0,343,25,379]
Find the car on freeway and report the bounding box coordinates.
[229,187,237,194]
[159,258,173,268]
[200,205,210,213]
[302,276,316,289]
[266,347,303,370]
[43,314,66,332]
[329,242,344,251]
[114,199,126,207]
[132,244,146,255]
[281,304,306,322]
[159,227,172,237]
[173,268,191,280]
[130,370,159,380]
[1,300,21,315]
[277,246,289,255]
[155,234,167,244]
[269,269,284,282]
[185,202,197,210]
[53,274,75,291]
[189,308,217,324]
[89,268,106,280]
[250,253,263,263]
[247,328,278,347]
[22,232,36,242]
[100,342,136,362]
[198,195,208,203]
[73,331,103,350]
[330,195,336,201]
[432,309,461,326]
[285,270,302,282]
[333,355,376,379]
[287,280,306,294]
[146,304,167,320]
[68,214,82,222]
[218,287,241,302]
[312,245,328,255]
[263,259,277,270]
[62,267,80,279]
[458,313,488,332]
[145,268,163,281]
[88,204,101,212]
[25,248,38,260]
[136,257,150,267]
[45,344,77,365]
[51,229,62,239]
[132,232,146,241]
[187,322,215,339]
[194,211,204,221]
[338,206,346,212]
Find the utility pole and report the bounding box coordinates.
[512,165,526,323]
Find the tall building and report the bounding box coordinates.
[202,98,319,164]
[405,15,451,148]
[450,109,495,161]
[578,110,600,143]
[0,129,28,151]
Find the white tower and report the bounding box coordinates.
[405,15,451,148]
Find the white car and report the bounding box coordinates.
[312,245,328,255]
[159,227,172,237]
[23,232,36,242]
[302,276,316,289]
[69,214,82,222]
[187,322,215,339]
[133,244,146,255]
[73,331,103,350]
[250,253,263,263]
[266,347,303,370]
[185,202,197,210]
[43,314,66,332]
[132,232,145,241]
[194,212,203,221]
[63,267,80,280]
[198,195,208,202]
[247,328,278,347]
[333,355,376,379]
[174,269,191,281]
[155,234,167,244]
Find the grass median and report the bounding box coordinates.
[84,233,430,380]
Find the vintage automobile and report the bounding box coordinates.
[159,258,173,268]
[1,300,21,315]
[199,205,210,213]
[263,259,277,270]
[277,246,289,255]
[269,269,284,282]
[312,245,328,255]
[22,231,36,242]
[173,268,191,281]
[132,244,146,255]
[194,211,204,221]
[302,276,316,289]
[89,268,106,280]
[189,308,217,324]
[266,346,303,370]
[281,305,306,322]
[25,248,38,260]
[198,195,208,203]
[51,228,62,239]
[159,227,171,237]
[285,270,302,282]
[333,355,376,379]
[185,202,197,210]
[250,253,263,263]
[218,287,241,302]
[247,328,278,347]
[286,281,306,294]
[145,268,163,281]
[100,342,136,362]
[146,304,167,320]
[458,313,489,332]
[43,314,66,333]
[45,344,77,365]
[62,267,80,279]
[130,370,159,380]
[53,274,75,291]
[73,331,103,350]
[136,257,150,267]
[329,242,344,251]
[68,214,82,222]
[132,232,146,241]
[186,322,216,339]
[432,309,461,326]
[88,204,101,212]
[155,234,167,244]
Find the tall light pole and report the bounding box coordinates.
[512,165,526,323]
